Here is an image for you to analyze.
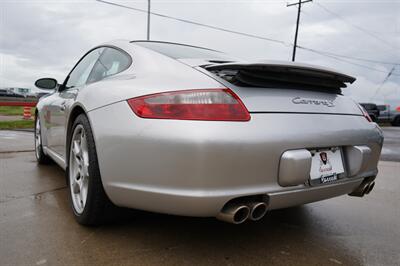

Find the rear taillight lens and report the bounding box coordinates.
[396,106,400,112]
[358,104,373,122]
[127,88,250,121]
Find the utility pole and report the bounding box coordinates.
[287,0,312,62]
[147,0,151,40]
[371,65,396,100]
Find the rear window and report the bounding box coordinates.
[133,41,234,61]
[87,47,131,84]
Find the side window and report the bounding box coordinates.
[66,48,104,88]
[87,48,131,84]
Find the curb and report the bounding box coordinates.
[0,128,34,133]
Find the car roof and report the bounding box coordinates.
[130,40,221,53]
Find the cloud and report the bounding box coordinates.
[0,0,399,104]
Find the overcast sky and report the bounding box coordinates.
[0,0,399,105]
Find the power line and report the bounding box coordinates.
[297,46,399,65]
[147,0,150,40]
[96,0,287,45]
[287,0,313,62]
[371,66,397,99]
[96,0,399,75]
[300,48,400,76]
[315,2,399,54]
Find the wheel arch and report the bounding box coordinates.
[34,107,48,149]
[65,104,95,167]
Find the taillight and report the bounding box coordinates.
[127,88,250,121]
[358,104,373,122]
[396,106,400,112]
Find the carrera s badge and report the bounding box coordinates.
[292,97,335,107]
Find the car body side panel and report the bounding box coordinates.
[49,89,79,157]
[36,41,225,165]
[88,101,383,217]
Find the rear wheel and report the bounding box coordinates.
[67,114,112,226]
[34,115,51,164]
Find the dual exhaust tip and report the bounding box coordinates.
[217,202,268,224]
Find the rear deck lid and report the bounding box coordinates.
[204,60,355,91]
[200,61,361,115]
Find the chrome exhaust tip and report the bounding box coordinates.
[349,181,374,197]
[248,202,268,221]
[365,181,375,194]
[216,204,250,224]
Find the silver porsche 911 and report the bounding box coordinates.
[34,40,383,225]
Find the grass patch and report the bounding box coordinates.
[0,106,36,116]
[0,120,34,129]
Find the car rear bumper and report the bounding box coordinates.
[89,101,383,217]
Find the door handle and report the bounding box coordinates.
[60,102,66,111]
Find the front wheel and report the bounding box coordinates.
[34,115,52,164]
[67,114,112,225]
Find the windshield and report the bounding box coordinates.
[133,41,235,61]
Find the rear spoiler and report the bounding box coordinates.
[204,61,356,93]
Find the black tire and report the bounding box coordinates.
[391,116,400,127]
[66,113,112,226]
[34,114,52,164]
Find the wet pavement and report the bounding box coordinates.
[0,115,24,122]
[380,127,400,162]
[1,129,400,266]
[0,130,34,153]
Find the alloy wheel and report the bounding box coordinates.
[35,118,41,159]
[69,124,90,214]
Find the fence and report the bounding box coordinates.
[0,97,38,119]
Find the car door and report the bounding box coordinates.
[47,47,104,158]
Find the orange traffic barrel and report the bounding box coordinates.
[23,106,32,120]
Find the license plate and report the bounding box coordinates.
[310,148,344,184]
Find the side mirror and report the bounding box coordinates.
[35,78,58,90]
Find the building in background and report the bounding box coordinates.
[7,87,32,96]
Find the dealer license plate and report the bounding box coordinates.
[310,148,344,184]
